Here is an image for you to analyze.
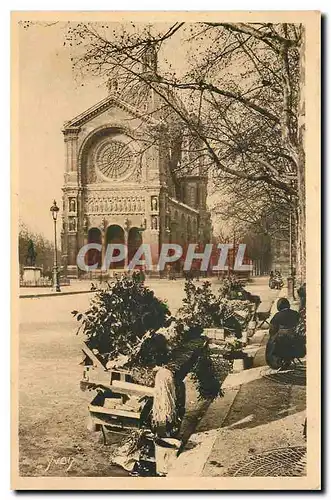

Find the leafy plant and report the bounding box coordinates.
[127,331,171,368]
[178,279,233,329]
[219,276,260,303]
[177,279,243,338]
[218,276,243,298]
[72,272,171,359]
[191,345,224,400]
[73,275,232,403]
[224,336,244,352]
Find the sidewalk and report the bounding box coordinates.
[19,276,198,299]
[169,286,306,477]
[201,361,305,477]
[169,358,306,477]
[19,282,95,298]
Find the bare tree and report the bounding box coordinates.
[65,21,306,281]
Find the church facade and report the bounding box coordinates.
[61,76,212,277]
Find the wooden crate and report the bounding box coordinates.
[204,328,225,342]
[81,342,155,433]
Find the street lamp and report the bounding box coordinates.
[123,218,132,269]
[50,200,61,292]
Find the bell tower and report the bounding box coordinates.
[140,41,164,123]
[142,41,158,76]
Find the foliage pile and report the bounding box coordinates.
[73,274,226,401]
[191,346,224,400]
[294,306,306,359]
[296,307,306,337]
[178,279,249,338]
[72,272,171,359]
[178,280,236,329]
[218,276,243,298]
[219,276,261,308]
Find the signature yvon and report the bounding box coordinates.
[45,456,75,473]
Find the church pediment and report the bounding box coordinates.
[63,93,159,130]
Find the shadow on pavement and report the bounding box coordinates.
[196,365,306,434]
[222,373,306,431]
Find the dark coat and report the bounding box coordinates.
[268,308,300,363]
[270,308,300,336]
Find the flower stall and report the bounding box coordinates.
[74,273,230,476]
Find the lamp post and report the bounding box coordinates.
[50,200,61,292]
[124,218,131,270]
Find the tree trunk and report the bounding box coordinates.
[296,153,306,284]
[296,26,306,284]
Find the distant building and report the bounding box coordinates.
[61,48,211,277]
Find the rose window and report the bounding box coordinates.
[94,139,133,180]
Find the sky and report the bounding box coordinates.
[18,22,108,240]
[17,20,192,240]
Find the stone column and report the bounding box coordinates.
[63,127,80,173]
[148,229,159,272]
[62,127,80,278]
[124,229,129,269]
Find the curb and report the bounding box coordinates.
[19,289,96,299]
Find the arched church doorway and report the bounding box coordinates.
[87,227,102,268]
[105,225,125,269]
[128,227,143,268]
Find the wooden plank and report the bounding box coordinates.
[80,378,154,398]
[81,379,153,394]
[85,366,111,385]
[82,342,107,370]
[111,380,155,397]
[89,404,140,420]
[89,416,137,431]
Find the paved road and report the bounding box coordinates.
[19,292,129,477]
[18,276,278,477]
